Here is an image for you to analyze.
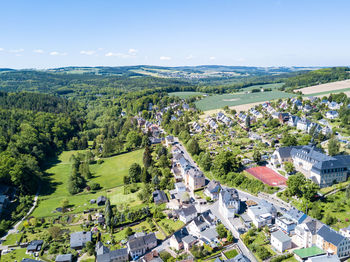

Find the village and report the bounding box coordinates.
[1,93,350,262]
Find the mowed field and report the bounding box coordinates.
[32,149,143,217]
[298,79,350,94]
[195,90,295,111]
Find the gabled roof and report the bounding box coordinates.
[70,231,92,248]
[182,235,197,245]
[317,225,345,246]
[55,254,73,262]
[271,230,291,243]
[96,241,110,255]
[206,180,221,193]
[96,248,128,262]
[179,205,197,218]
[173,228,189,243]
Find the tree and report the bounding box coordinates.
[227,231,234,242]
[200,152,212,171]
[302,181,319,201]
[286,173,305,198]
[328,137,340,156]
[61,199,69,212]
[187,139,200,155]
[253,150,261,163]
[48,226,62,240]
[143,146,152,168]
[141,168,151,183]
[216,224,228,239]
[129,163,141,183]
[281,134,297,146]
[284,162,295,174]
[245,115,251,128]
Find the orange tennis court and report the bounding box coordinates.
[246,166,287,186]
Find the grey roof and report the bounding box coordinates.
[179,205,197,217]
[271,230,291,243]
[55,254,73,262]
[308,255,340,262]
[22,259,44,262]
[182,235,197,245]
[304,218,323,235]
[96,248,128,262]
[220,188,239,204]
[128,233,157,251]
[317,225,345,246]
[259,200,277,214]
[206,180,221,193]
[70,231,92,248]
[153,190,168,203]
[96,241,110,255]
[285,208,306,223]
[200,228,219,241]
[232,254,250,262]
[277,146,302,159]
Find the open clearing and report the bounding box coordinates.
[168,91,205,99]
[298,79,350,94]
[32,149,143,217]
[195,90,295,111]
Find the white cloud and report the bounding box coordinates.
[9,48,24,53]
[209,56,216,60]
[33,49,44,54]
[49,51,67,56]
[186,54,194,60]
[80,50,96,55]
[0,48,4,52]
[128,48,138,55]
[160,56,171,61]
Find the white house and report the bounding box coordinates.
[178,205,197,223]
[247,205,272,228]
[271,230,292,253]
[295,219,323,248]
[340,226,350,238]
[204,180,221,200]
[219,188,240,218]
[326,110,339,119]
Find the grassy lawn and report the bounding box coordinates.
[224,249,238,259]
[2,233,22,245]
[319,180,350,195]
[158,218,184,236]
[242,230,276,262]
[32,150,144,218]
[1,248,35,262]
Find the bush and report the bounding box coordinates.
[89,182,101,191]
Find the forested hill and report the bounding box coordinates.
[0,91,78,113]
[0,70,193,97]
[282,67,350,91]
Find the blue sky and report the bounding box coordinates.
[1,0,350,68]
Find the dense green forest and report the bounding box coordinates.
[282,67,350,91]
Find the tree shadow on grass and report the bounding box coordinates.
[38,155,63,196]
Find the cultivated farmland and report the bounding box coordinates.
[298,79,350,94]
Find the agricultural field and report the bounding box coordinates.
[32,149,144,218]
[298,79,350,95]
[195,89,295,111]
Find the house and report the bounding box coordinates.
[182,235,197,251]
[55,254,73,262]
[165,135,175,146]
[153,190,168,205]
[26,240,43,253]
[288,115,300,127]
[270,146,302,166]
[97,196,107,206]
[141,250,163,262]
[70,231,92,249]
[284,208,307,224]
[188,213,214,236]
[295,218,323,248]
[326,111,339,119]
[184,168,205,191]
[219,188,240,218]
[200,228,219,245]
[276,216,297,234]
[149,137,162,144]
[247,204,273,228]
[204,180,221,200]
[279,113,290,123]
[22,259,44,262]
[328,101,342,110]
[170,228,189,250]
[271,230,292,253]
[175,182,186,193]
[96,247,129,262]
[178,205,197,223]
[297,117,311,132]
[127,233,157,259]
[316,225,350,259]
[340,225,350,238]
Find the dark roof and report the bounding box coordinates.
[220,188,239,204]
[317,225,345,246]
[27,240,43,251]
[277,146,302,159]
[304,219,323,235]
[179,205,197,217]
[55,254,73,262]
[22,259,44,262]
[173,228,189,243]
[97,196,106,205]
[96,241,110,255]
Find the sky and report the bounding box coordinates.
[1,0,350,69]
